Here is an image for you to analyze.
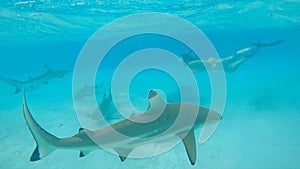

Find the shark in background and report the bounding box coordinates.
[23,89,222,165]
[79,85,202,123]
[88,88,124,122]
[0,65,69,94]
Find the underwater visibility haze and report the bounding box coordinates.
[0,0,300,169]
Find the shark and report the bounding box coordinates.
[23,90,222,165]
[0,66,69,94]
[86,88,124,122]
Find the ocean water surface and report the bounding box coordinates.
[0,1,300,169]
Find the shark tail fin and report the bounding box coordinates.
[30,144,55,162]
[0,76,25,94]
[22,91,59,161]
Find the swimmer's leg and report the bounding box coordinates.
[222,57,248,73]
[186,60,206,72]
[253,40,286,47]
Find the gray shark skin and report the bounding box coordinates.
[0,67,69,94]
[23,90,222,165]
[87,88,123,122]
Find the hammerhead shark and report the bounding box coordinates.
[0,65,69,94]
[23,90,222,165]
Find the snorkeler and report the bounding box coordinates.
[181,40,285,73]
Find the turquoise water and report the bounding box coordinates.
[1,1,300,169]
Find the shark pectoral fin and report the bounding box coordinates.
[79,150,91,157]
[177,130,197,165]
[114,148,133,162]
[119,155,127,162]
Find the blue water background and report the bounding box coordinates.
[0,1,300,169]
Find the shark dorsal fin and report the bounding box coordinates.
[44,64,54,73]
[178,130,197,165]
[147,90,166,111]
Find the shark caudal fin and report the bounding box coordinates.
[22,91,59,161]
[0,76,25,94]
